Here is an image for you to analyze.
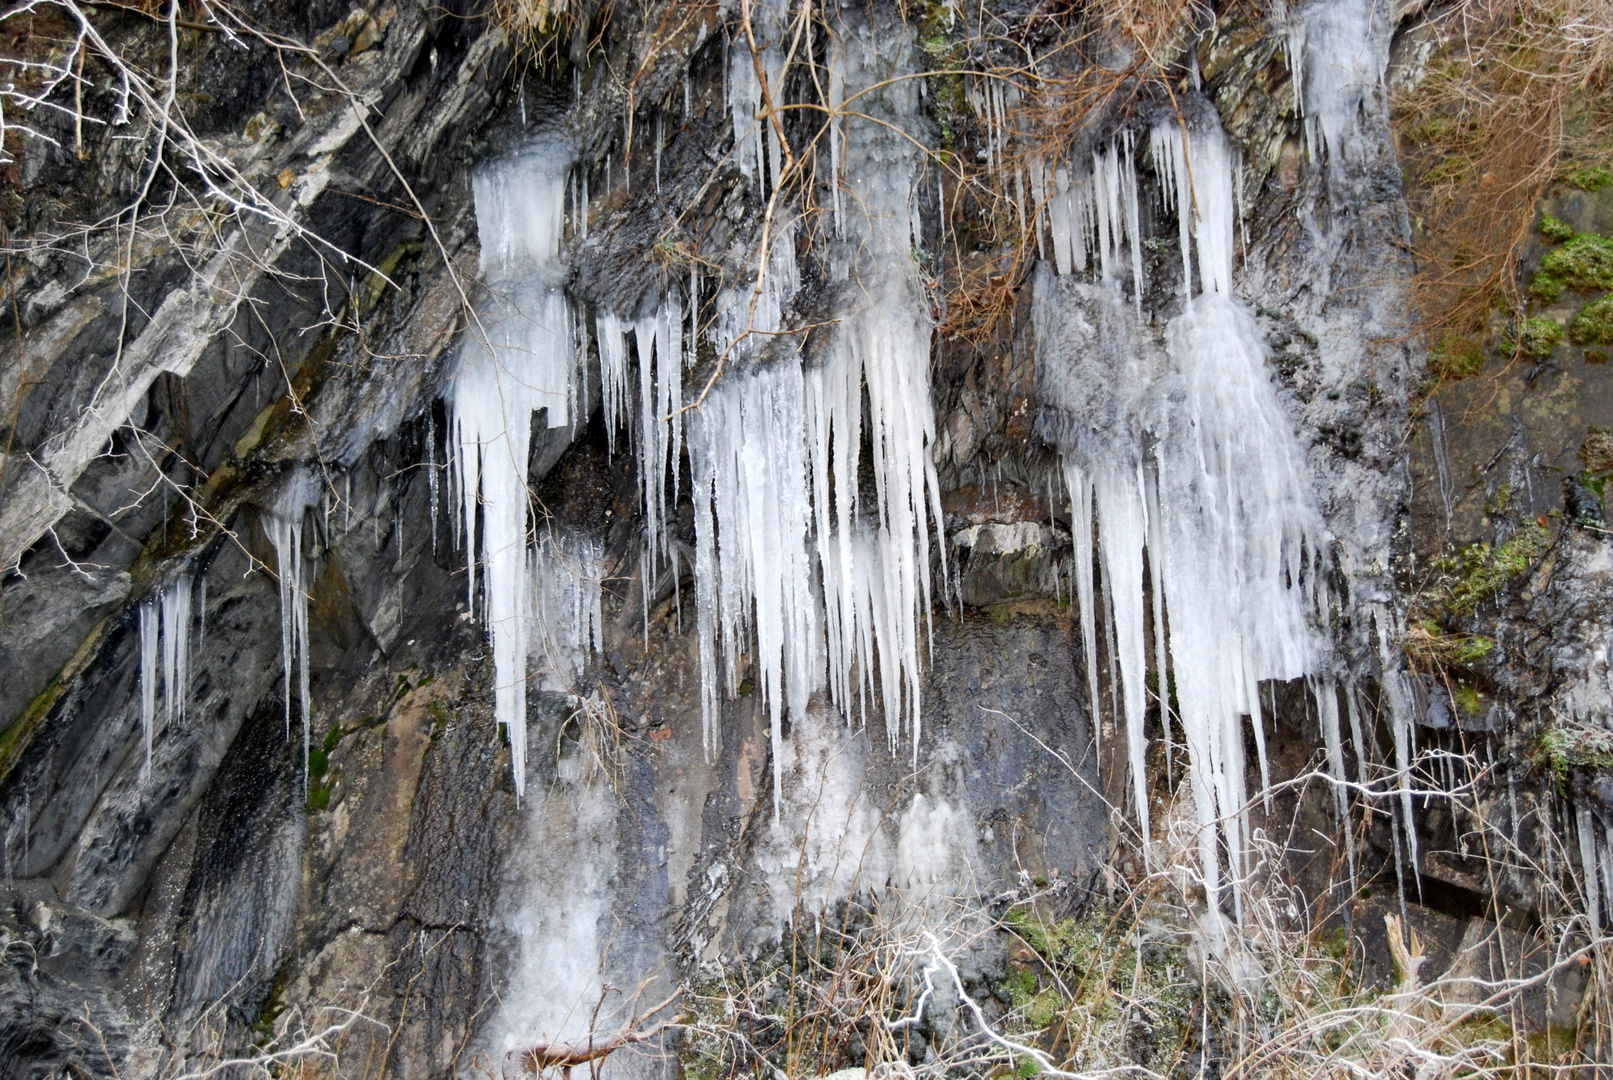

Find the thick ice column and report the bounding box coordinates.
[451,136,578,796]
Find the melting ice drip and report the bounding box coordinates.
[137,573,194,775]
[451,138,582,796]
[266,472,317,785]
[683,21,943,814]
[1036,115,1324,920]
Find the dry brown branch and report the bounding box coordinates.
[504,988,683,1079]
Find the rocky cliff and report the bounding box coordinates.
[1,1,1609,1077]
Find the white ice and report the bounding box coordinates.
[451,135,581,796]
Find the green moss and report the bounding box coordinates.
[306,781,332,813]
[1533,727,1613,792]
[1540,214,1576,243]
[1529,232,1613,302]
[1452,685,1483,716]
[1569,295,1613,346]
[1429,333,1485,381]
[1442,519,1552,615]
[1516,317,1563,357]
[1564,164,1612,191]
[307,748,329,779]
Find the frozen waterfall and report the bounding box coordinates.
[1035,115,1324,917]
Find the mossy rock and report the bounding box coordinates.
[1569,295,1613,346]
[1441,519,1551,616]
[1516,317,1563,358]
[1540,214,1576,243]
[1529,232,1613,302]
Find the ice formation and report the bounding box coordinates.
[727,0,789,192]
[686,362,821,792]
[1030,134,1147,306]
[685,21,943,806]
[266,472,318,783]
[1289,0,1389,168]
[136,573,193,775]
[484,769,619,1059]
[1035,115,1324,915]
[529,529,606,691]
[451,136,581,795]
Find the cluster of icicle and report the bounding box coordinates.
[137,573,197,775]
[448,23,941,809]
[683,21,942,815]
[1032,114,1325,922]
[1286,0,1389,170]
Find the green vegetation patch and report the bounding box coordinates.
[1407,620,1496,666]
[1529,232,1613,302]
[1515,317,1563,357]
[1540,214,1576,243]
[1569,295,1613,346]
[1429,333,1485,381]
[1564,164,1612,192]
[1533,727,1613,793]
[1441,518,1552,615]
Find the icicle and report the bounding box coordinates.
[1095,463,1151,860]
[1316,677,1357,882]
[631,293,685,569]
[1375,607,1421,891]
[596,310,631,454]
[687,363,820,816]
[1579,806,1603,938]
[161,574,192,727]
[450,134,578,797]
[138,598,159,776]
[267,474,316,787]
[1064,464,1100,742]
[427,412,440,553]
[687,22,943,771]
[530,529,605,688]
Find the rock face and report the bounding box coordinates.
[1,1,1609,1077]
